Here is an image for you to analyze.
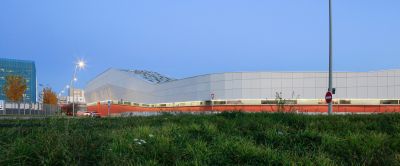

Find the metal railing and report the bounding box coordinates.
[0,102,60,116]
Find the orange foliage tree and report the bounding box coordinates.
[42,87,58,105]
[2,75,27,102]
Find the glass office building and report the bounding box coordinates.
[0,58,36,102]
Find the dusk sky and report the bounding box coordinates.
[1,0,399,93]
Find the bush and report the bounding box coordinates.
[0,113,399,165]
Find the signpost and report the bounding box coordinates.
[210,93,215,112]
[328,0,334,114]
[107,100,111,117]
[325,91,333,104]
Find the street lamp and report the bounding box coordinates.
[328,0,333,114]
[70,60,86,117]
[78,61,85,69]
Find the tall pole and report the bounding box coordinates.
[70,65,78,117]
[108,100,110,117]
[328,0,333,114]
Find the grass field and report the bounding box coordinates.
[0,112,399,165]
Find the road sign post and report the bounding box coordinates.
[210,93,215,112]
[107,100,111,117]
[328,0,334,114]
[325,91,333,104]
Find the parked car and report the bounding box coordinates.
[90,112,101,118]
[76,111,89,116]
[83,112,91,116]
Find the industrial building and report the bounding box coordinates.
[0,58,37,102]
[85,68,400,115]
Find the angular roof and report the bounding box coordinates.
[119,69,176,84]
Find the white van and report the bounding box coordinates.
[0,100,4,111]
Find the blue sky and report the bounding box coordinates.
[0,0,399,93]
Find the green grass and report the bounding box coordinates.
[0,112,399,165]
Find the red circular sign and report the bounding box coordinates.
[325,91,333,103]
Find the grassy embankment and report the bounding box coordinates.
[0,112,399,165]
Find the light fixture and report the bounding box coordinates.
[77,60,86,70]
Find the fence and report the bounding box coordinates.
[0,102,60,116]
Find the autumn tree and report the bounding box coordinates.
[42,87,58,105]
[2,75,27,102]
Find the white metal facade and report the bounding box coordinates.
[85,68,400,104]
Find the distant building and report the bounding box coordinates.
[58,96,69,105]
[68,88,86,103]
[0,58,36,102]
[85,68,400,114]
[86,68,400,104]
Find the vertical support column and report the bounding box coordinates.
[328,0,333,114]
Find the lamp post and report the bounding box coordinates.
[328,0,333,115]
[70,60,85,117]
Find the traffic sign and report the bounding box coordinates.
[211,93,215,100]
[107,100,111,117]
[325,91,333,103]
[107,100,111,108]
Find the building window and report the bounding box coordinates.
[261,100,277,104]
[213,101,226,105]
[340,100,351,104]
[380,100,399,105]
[227,100,243,105]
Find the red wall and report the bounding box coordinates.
[88,104,400,117]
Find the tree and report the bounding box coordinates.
[42,87,58,105]
[2,75,27,102]
[275,92,285,112]
[274,91,299,113]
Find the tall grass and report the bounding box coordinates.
[0,112,399,165]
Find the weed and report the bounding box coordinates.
[0,113,399,165]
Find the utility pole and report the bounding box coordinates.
[70,60,85,117]
[70,65,78,117]
[328,0,333,114]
